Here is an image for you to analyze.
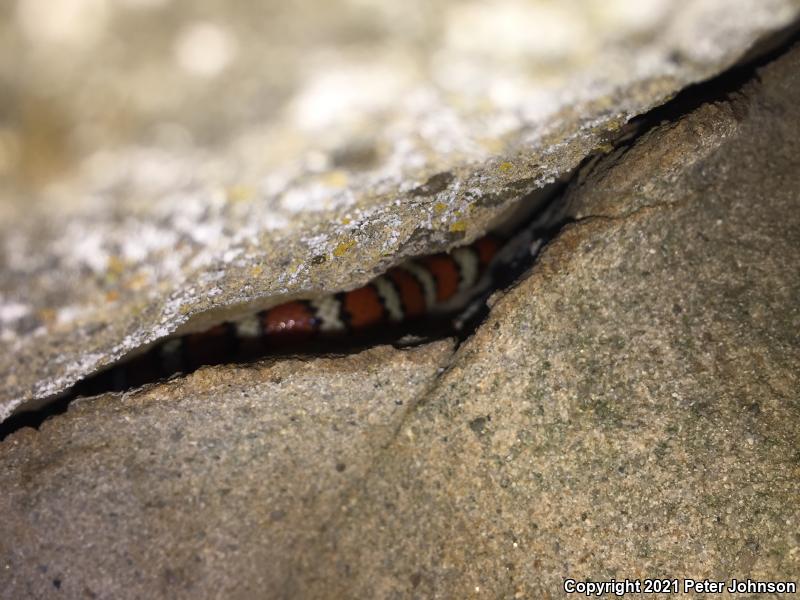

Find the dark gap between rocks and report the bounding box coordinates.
[2,22,800,442]
[0,183,570,442]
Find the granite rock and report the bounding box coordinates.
[291,42,800,597]
[2,0,800,418]
[0,342,454,598]
[0,5,798,600]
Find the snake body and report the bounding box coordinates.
[72,196,563,395]
[77,234,513,394]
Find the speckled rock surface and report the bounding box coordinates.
[0,341,454,598]
[291,44,800,597]
[3,0,800,419]
[1,33,799,600]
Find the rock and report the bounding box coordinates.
[0,341,453,598]
[1,6,799,600]
[3,0,799,418]
[294,44,800,596]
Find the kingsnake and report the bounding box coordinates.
[75,201,560,396]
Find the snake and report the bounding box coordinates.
[74,199,562,396]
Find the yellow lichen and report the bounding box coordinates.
[498,161,514,173]
[597,142,615,154]
[333,238,356,257]
[433,202,447,214]
[106,255,126,276]
[126,272,149,291]
[449,220,467,233]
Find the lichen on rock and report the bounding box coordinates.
[3,0,799,420]
[1,2,800,597]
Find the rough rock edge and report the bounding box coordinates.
[4,19,800,422]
